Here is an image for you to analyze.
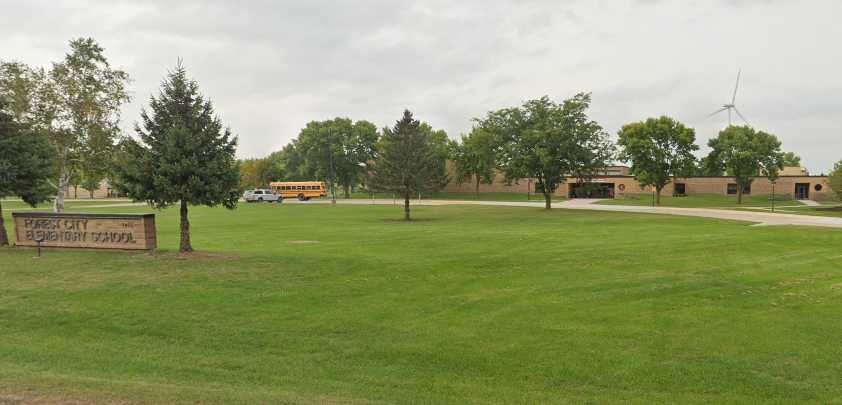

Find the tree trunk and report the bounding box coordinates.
[0,200,8,247]
[179,200,193,252]
[89,189,95,199]
[475,178,480,199]
[656,186,662,205]
[343,184,351,199]
[74,186,78,199]
[54,167,67,213]
[737,186,743,204]
[404,193,411,221]
[544,192,552,209]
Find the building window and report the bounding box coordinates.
[727,183,751,195]
[727,184,738,195]
[674,183,686,195]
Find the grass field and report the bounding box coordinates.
[2,203,842,403]
[600,193,803,208]
[754,205,842,218]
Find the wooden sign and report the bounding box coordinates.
[12,212,156,250]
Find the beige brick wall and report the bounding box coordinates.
[444,165,832,200]
[63,184,113,199]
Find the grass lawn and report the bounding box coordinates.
[599,193,803,208]
[752,205,842,218]
[0,199,134,211]
[347,191,564,202]
[2,203,842,403]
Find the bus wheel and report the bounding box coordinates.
[298,193,305,201]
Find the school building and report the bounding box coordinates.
[443,165,833,201]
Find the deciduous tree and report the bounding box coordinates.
[827,161,842,202]
[617,116,697,204]
[781,152,801,167]
[369,110,448,220]
[47,38,130,212]
[452,128,497,197]
[0,101,52,246]
[705,125,783,204]
[478,94,614,209]
[0,39,130,212]
[295,118,379,198]
[115,63,239,252]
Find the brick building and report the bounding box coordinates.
[62,181,114,199]
[443,165,833,201]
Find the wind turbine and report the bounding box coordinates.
[709,69,750,126]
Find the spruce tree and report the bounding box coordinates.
[115,63,240,252]
[369,110,446,220]
[0,101,52,246]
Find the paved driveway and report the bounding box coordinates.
[290,198,842,229]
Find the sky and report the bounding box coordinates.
[2,0,841,173]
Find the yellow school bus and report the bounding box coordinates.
[269,181,327,201]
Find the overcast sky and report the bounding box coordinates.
[2,0,840,173]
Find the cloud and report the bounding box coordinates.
[2,0,841,173]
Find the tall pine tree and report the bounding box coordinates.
[115,63,239,252]
[0,101,53,246]
[369,110,447,220]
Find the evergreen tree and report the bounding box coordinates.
[115,63,240,252]
[0,101,52,246]
[369,110,447,220]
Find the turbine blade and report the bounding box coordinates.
[733,107,750,126]
[708,107,728,117]
[731,68,741,104]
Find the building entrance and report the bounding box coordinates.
[569,183,615,198]
[794,183,810,200]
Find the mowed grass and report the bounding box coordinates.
[0,199,134,211]
[600,193,803,208]
[760,205,842,218]
[2,203,842,403]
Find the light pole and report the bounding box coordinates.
[771,181,776,213]
[357,162,373,205]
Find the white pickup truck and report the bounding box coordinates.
[243,189,282,203]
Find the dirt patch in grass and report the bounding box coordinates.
[174,251,240,260]
[380,217,438,223]
[288,240,320,244]
[0,392,129,405]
